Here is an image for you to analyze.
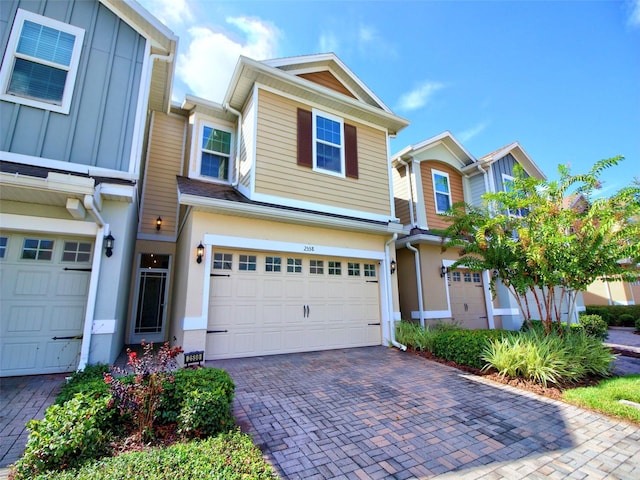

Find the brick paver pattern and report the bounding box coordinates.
[212,347,640,480]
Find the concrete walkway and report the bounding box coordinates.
[212,347,640,479]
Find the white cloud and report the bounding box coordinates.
[396,81,445,112]
[176,17,280,102]
[458,121,490,143]
[319,31,340,53]
[138,0,193,28]
[629,0,640,27]
[318,23,395,58]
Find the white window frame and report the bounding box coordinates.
[312,108,345,178]
[191,115,234,184]
[432,169,452,214]
[0,9,85,114]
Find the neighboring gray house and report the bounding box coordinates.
[0,0,176,376]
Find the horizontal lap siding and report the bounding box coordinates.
[393,167,411,226]
[140,113,185,236]
[254,90,391,216]
[421,161,464,230]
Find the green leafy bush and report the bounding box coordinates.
[12,393,116,479]
[56,363,110,405]
[27,429,276,480]
[159,367,235,425]
[177,388,234,438]
[636,317,640,333]
[584,305,640,327]
[483,330,614,387]
[578,314,608,340]
[430,329,511,369]
[395,321,438,351]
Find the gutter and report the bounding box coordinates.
[406,242,425,327]
[385,234,406,351]
[77,194,108,371]
[223,103,242,187]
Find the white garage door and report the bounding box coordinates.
[0,233,92,376]
[448,269,488,329]
[206,249,382,359]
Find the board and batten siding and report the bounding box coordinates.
[492,153,519,191]
[468,173,486,207]
[420,161,464,231]
[0,0,145,172]
[253,89,392,217]
[140,112,186,236]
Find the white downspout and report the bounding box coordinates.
[406,242,425,327]
[223,103,242,187]
[385,234,406,351]
[78,195,108,370]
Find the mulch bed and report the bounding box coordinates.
[407,348,606,401]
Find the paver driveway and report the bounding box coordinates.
[211,346,640,480]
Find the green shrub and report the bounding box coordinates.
[585,305,640,327]
[636,317,640,333]
[12,393,116,479]
[430,329,511,369]
[578,314,608,341]
[159,367,235,425]
[178,388,234,438]
[56,363,110,404]
[27,429,277,480]
[395,321,438,351]
[483,330,614,387]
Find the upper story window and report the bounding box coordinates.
[297,108,359,179]
[0,9,85,114]
[432,169,452,214]
[0,237,7,259]
[502,174,528,217]
[199,124,232,181]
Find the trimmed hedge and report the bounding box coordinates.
[584,305,640,327]
[28,429,277,480]
[430,329,513,369]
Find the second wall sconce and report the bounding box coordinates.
[440,265,447,277]
[196,242,205,264]
[156,216,162,231]
[390,259,397,275]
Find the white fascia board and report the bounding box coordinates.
[179,192,400,235]
[203,234,385,260]
[1,151,139,181]
[0,171,95,197]
[96,183,136,202]
[0,213,98,236]
[396,233,443,248]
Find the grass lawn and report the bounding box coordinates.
[562,375,640,424]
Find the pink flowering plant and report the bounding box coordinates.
[104,340,183,440]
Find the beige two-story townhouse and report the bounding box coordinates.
[132,53,410,360]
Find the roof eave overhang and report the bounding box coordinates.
[180,192,403,235]
[223,56,410,135]
[396,233,444,247]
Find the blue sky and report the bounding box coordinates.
[138,0,640,196]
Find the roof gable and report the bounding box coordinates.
[392,131,476,170]
[478,142,546,180]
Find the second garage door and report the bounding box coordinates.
[206,249,382,359]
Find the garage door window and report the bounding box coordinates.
[213,253,232,270]
[473,273,481,283]
[287,258,302,273]
[239,255,257,271]
[464,272,472,282]
[265,256,281,272]
[348,262,360,276]
[328,261,341,275]
[0,236,7,258]
[62,241,92,262]
[364,264,376,277]
[310,259,324,274]
[452,271,461,282]
[21,238,54,260]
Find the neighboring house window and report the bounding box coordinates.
[287,258,302,273]
[238,254,256,271]
[0,9,85,114]
[0,237,7,258]
[310,260,324,274]
[265,256,281,272]
[364,264,376,277]
[199,124,232,181]
[62,241,91,262]
[21,238,54,260]
[297,108,358,178]
[432,169,452,214]
[213,253,232,270]
[502,174,528,217]
[328,261,342,275]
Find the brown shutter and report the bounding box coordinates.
[344,123,358,179]
[297,108,313,168]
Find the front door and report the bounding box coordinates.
[130,254,170,344]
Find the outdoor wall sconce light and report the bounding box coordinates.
[390,259,397,275]
[156,216,162,231]
[196,242,205,264]
[104,233,115,258]
[440,265,447,277]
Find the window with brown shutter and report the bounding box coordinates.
[344,123,358,179]
[297,108,313,167]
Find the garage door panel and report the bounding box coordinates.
[6,306,45,331]
[56,273,90,296]
[51,306,84,331]
[235,305,258,325]
[263,278,284,297]
[43,340,81,369]
[262,304,283,325]
[261,331,283,352]
[211,278,232,297]
[236,278,258,297]
[1,343,38,370]
[284,280,304,299]
[206,333,231,356]
[234,333,256,354]
[14,270,50,295]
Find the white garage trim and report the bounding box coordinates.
[0,213,98,236]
